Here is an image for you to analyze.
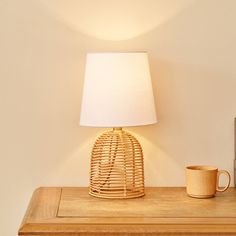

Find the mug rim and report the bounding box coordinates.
[186,165,218,171]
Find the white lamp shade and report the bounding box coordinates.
[80,52,157,127]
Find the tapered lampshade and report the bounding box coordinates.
[80,52,157,127]
[80,52,157,199]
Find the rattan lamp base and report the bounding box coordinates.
[89,128,145,199]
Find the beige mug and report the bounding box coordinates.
[186,166,231,198]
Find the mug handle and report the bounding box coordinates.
[216,170,231,192]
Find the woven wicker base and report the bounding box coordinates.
[89,189,145,199]
[89,128,145,199]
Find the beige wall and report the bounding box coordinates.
[1,0,236,235]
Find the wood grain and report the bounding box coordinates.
[19,187,236,236]
[58,187,236,218]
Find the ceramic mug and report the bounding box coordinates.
[186,166,231,198]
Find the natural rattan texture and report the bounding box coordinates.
[89,128,145,199]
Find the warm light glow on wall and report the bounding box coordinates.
[39,0,195,40]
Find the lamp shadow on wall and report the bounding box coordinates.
[37,0,235,186]
[36,0,199,186]
[38,0,196,41]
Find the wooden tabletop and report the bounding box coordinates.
[19,187,236,235]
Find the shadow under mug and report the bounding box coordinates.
[186,166,231,198]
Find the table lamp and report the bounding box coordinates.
[80,52,157,199]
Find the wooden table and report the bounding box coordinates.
[19,187,236,235]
